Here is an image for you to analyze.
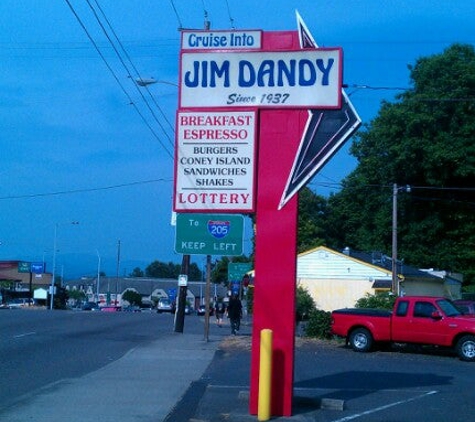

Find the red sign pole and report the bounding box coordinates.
[249,31,306,417]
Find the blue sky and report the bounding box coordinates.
[0,1,473,278]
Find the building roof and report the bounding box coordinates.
[345,249,441,281]
[299,246,441,282]
[65,276,228,298]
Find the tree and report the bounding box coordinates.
[130,267,144,277]
[50,286,68,310]
[68,289,86,303]
[122,290,142,306]
[212,257,231,285]
[145,261,181,278]
[325,44,475,286]
[297,187,328,253]
[142,259,203,281]
[188,262,203,281]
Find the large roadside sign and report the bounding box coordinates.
[174,213,244,256]
[174,20,359,418]
[174,110,257,212]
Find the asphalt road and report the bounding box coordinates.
[0,308,211,412]
[3,309,475,422]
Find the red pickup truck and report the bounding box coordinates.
[331,296,475,361]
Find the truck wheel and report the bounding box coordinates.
[456,335,475,362]
[349,328,373,352]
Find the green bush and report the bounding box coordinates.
[296,285,315,321]
[305,309,332,339]
[355,292,396,310]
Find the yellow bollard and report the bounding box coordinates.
[258,329,273,421]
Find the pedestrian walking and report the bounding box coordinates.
[227,294,242,335]
[215,299,226,327]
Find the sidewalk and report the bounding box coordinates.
[1,316,328,422]
[0,331,221,422]
[164,333,333,422]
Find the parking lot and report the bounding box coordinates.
[170,336,475,422]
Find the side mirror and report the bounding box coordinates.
[431,311,443,320]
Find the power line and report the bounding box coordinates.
[63,0,174,159]
[169,0,183,30]
[89,0,175,141]
[309,180,475,194]
[345,84,408,91]
[0,178,173,201]
[360,183,475,193]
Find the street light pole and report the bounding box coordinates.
[49,221,79,310]
[50,223,58,310]
[115,239,121,306]
[96,249,101,305]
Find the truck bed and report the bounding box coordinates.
[332,308,392,317]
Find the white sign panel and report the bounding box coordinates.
[179,49,342,109]
[181,30,262,50]
[174,110,256,212]
[178,274,188,286]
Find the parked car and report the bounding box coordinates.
[4,298,30,309]
[100,306,121,312]
[140,303,153,312]
[122,305,141,312]
[454,300,475,315]
[82,302,99,311]
[157,298,175,313]
[197,304,214,316]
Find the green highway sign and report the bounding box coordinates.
[228,262,252,281]
[175,213,244,256]
[18,261,31,273]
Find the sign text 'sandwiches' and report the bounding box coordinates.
[174,110,256,213]
[179,49,342,109]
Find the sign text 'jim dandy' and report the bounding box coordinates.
[180,31,342,109]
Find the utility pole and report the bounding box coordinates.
[392,184,411,295]
[116,240,121,305]
[391,183,398,295]
[204,255,211,342]
[96,249,101,304]
[174,15,210,334]
[174,254,189,333]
